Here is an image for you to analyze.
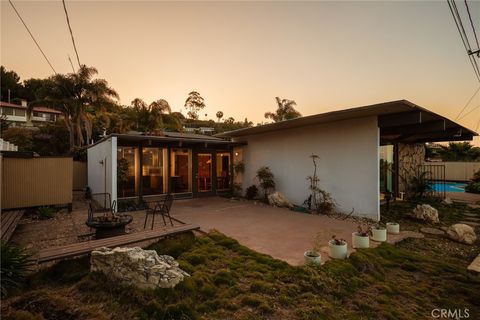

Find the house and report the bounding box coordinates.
[217,100,476,220]
[87,100,476,220]
[0,101,61,126]
[87,131,241,208]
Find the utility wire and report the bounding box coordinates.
[8,0,57,74]
[458,103,480,120]
[455,85,480,120]
[465,0,480,52]
[448,0,480,81]
[62,0,81,68]
[68,54,76,73]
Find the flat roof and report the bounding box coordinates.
[87,131,238,149]
[216,100,477,143]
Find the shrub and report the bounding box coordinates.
[1,241,33,297]
[465,182,480,194]
[256,166,275,199]
[37,206,56,219]
[245,185,258,200]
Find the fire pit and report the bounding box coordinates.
[86,213,133,239]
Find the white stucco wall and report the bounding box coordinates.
[235,116,380,220]
[87,137,117,209]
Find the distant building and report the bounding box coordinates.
[183,126,215,135]
[0,101,61,127]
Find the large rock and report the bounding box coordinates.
[267,191,292,208]
[446,224,477,245]
[91,247,189,289]
[412,204,439,223]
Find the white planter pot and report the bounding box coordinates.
[328,240,348,259]
[386,222,400,234]
[352,232,370,249]
[304,251,321,265]
[371,227,387,242]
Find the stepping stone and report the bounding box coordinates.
[420,227,445,235]
[459,221,480,227]
[463,213,479,218]
[387,231,424,244]
[468,254,480,273]
[462,217,480,222]
[468,204,480,209]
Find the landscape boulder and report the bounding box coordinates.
[91,247,189,289]
[267,191,292,208]
[446,224,477,245]
[442,197,453,205]
[412,204,439,223]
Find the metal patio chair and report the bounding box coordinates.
[87,193,117,223]
[144,194,174,229]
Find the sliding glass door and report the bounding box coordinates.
[142,148,167,196]
[171,148,192,193]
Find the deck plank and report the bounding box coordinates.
[37,224,200,263]
[1,211,24,241]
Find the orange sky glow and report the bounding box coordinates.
[1,0,480,144]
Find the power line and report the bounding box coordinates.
[455,85,480,120]
[448,0,480,81]
[465,0,480,52]
[8,0,57,74]
[458,103,480,120]
[62,0,81,69]
[67,54,75,73]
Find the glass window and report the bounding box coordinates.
[216,152,231,190]
[117,147,139,197]
[33,112,43,117]
[171,148,192,193]
[2,107,14,115]
[142,148,167,195]
[14,109,26,116]
[197,154,212,192]
[380,145,394,193]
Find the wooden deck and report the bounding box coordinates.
[37,223,200,263]
[1,210,24,242]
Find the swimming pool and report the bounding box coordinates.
[430,182,467,193]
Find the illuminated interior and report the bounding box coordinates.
[142,148,167,196]
[117,146,139,197]
[171,148,192,193]
[197,153,212,192]
[216,152,231,190]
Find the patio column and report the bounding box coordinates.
[397,143,425,196]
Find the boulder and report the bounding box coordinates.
[267,191,292,208]
[412,204,439,223]
[442,197,453,205]
[446,224,477,245]
[91,247,189,289]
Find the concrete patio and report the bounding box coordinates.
[171,197,416,265]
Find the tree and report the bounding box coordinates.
[0,66,22,102]
[435,142,480,161]
[39,65,119,150]
[216,111,224,122]
[184,91,206,120]
[264,97,302,122]
[225,117,235,124]
[127,98,182,133]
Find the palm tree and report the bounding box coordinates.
[40,65,119,150]
[437,142,480,161]
[264,97,302,122]
[216,111,224,122]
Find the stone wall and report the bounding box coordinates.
[398,143,425,194]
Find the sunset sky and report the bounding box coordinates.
[1,1,480,143]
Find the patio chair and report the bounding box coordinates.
[87,193,117,223]
[144,194,174,229]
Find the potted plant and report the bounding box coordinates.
[328,235,348,259]
[386,222,400,234]
[304,250,321,266]
[371,223,387,242]
[352,224,370,249]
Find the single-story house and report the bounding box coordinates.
[87,100,476,220]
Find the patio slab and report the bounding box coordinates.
[171,197,420,265]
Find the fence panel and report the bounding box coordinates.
[73,161,87,190]
[1,157,73,209]
[425,162,480,181]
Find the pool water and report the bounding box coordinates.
[430,182,467,193]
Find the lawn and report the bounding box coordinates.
[1,224,479,320]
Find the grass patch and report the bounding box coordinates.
[2,229,480,319]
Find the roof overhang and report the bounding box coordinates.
[216,100,477,144]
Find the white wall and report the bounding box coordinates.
[235,116,380,220]
[87,137,117,209]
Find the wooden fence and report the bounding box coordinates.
[1,156,73,210]
[73,161,87,190]
[425,161,480,182]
